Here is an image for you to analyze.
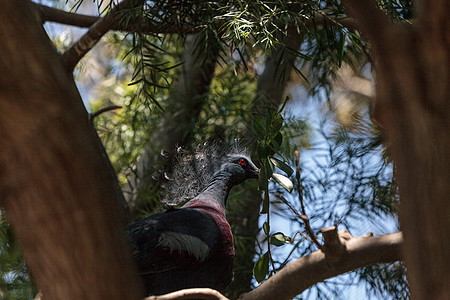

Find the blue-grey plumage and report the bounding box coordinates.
[127,149,259,295]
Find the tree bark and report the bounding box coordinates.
[345,1,449,299]
[239,232,403,300]
[0,0,143,299]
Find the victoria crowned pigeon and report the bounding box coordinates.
[127,150,259,295]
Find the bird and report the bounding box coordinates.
[127,147,259,295]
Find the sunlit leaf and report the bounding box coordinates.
[270,232,291,246]
[269,157,294,177]
[272,173,293,193]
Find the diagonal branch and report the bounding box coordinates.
[60,0,144,72]
[35,2,99,28]
[239,231,403,300]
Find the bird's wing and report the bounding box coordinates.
[127,208,220,274]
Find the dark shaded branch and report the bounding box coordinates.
[239,232,403,300]
[35,2,99,27]
[35,2,197,34]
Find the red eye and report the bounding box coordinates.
[239,159,246,166]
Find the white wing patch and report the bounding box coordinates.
[157,232,210,262]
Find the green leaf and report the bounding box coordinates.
[270,232,291,246]
[263,221,270,235]
[253,252,270,283]
[269,157,294,177]
[272,173,294,193]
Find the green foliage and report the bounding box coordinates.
[251,103,297,282]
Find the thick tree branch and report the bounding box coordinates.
[345,1,450,299]
[145,288,229,300]
[239,232,403,300]
[0,0,143,298]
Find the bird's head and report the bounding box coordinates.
[219,154,259,185]
[163,142,259,205]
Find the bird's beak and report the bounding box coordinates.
[251,168,260,178]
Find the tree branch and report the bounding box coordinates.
[0,0,143,298]
[239,232,403,300]
[145,288,229,300]
[60,0,145,72]
[35,2,99,28]
[89,105,122,120]
[35,2,197,34]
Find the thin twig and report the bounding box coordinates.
[35,3,99,27]
[287,150,323,250]
[279,194,323,250]
[90,105,122,120]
